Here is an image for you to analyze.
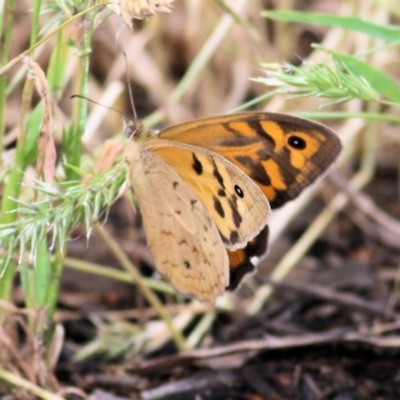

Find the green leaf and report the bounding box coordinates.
[262,10,400,42]
[23,103,43,166]
[0,227,16,238]
[331,52,400,104]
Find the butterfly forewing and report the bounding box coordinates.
[146,138,271,251]
[125,138,229,302]
[159,112,342,209]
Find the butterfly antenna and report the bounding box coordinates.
[70,94,124,117]
[122,51,138,123]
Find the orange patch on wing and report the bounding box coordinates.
[290,151,306,169]
[260,185,277,202]
[260,121,285,150]
[262,159,287,190]
[228,122,258,138]
[228,248,246,270]
[215,142,264,161]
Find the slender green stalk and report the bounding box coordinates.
[65,257,176,294]
[0,2,103,77]
[93,222,188,351]
[0,0,45,310]
[45,8,96,327]
[30,0,42,46]
[0,0,14,158]
[0,367,64,400]
[0,78,32,307]
[17,0,44,314]
[186,310,217,349]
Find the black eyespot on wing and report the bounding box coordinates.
[288,135,306,150]
[192,153,203,175]
[234,184,244,198]
[173,182,179,189]
[184,261,191,269]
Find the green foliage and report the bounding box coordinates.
[256,13,400,109]
[255,49,400,106]
[262,10,400,42]
[0,162,126,268]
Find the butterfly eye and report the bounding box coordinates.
[124,124,138,138]
[288,135,307,150]
[234,184,244,198]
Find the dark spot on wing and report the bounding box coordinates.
[229,197,242,228]
[230,230,239,244]
[192,153,203,175]
[184,261,191,268]
[218,189,226,197]
[173,182,179,189]
[212,160,225,189]
[213,196,225,218]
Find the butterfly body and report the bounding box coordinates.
[125,112,341,302]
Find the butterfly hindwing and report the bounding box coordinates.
[146,138,271,251]
[125,137,229,302]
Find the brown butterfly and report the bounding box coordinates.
[125,112,341,302]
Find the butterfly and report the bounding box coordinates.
[124,112,342,302]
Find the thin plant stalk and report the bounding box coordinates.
[45,9,96,328]
[0,0,14,157]
[93,222,188,351]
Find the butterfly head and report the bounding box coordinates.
[124,119,143,138]
[124,119,157,143]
